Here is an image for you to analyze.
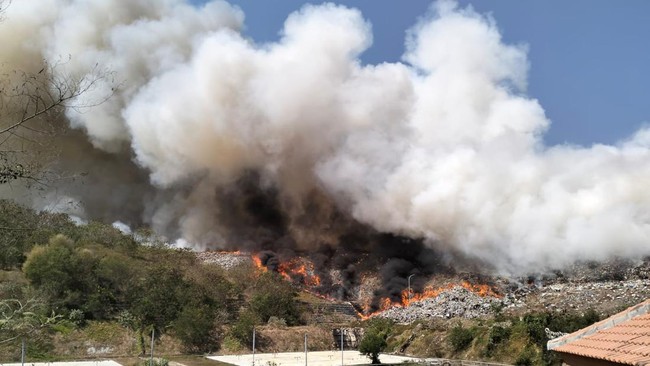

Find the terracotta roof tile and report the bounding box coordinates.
[548,299,650,365]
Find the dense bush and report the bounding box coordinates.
[141,358,169,366]
[14,212,243,354]
[518,310,600,366]
[447,324,475,352]
[522,314,547,344]
[229,311,257,349]
[485,325,511,355]
[515,345,536,366]
[249,272,302,325]
[0,201,39,269]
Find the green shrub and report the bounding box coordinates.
[117,310,137,329]
[523,314,548,344]
[485,325,511,355]
[230,311,257,349]
[249,272,302,325]
[141,358,169,366]
[221,334,245,352]
[267,316,287,327]
[515,345,535,366]
[173,304,218,352]
[547,309,600,333]
[68,309,85,326]
[447,325,475,352]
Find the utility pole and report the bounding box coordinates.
[407,274,415,305]
[252,327,256,366]
[340,328,344,366]
[21,339,25,366]
[150,329,155,366]
[304,334,308,366]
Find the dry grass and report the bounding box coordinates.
[49,322,184,360]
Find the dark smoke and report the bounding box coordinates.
[255,229,457,308]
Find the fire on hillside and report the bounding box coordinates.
[250,251,501,319]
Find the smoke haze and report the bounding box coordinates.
[2,0,650,274]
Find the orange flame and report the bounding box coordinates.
[278,258,322,287]
[250,253,500,320]
[251,254,321,287]
[360,281,501,319]
[251,254,267,272]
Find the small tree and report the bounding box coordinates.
[359,330,387,364]
[359,318,393,364]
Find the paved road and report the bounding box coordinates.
[208,350,421,366]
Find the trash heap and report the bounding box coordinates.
[378,286,500,323]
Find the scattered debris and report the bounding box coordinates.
[196,251,250,269]
[378,287,499,322]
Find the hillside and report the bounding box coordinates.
[2,200,649,365]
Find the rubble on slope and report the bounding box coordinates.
[197,251,650,322]
[378,287,499,323]
[195,250,250,269]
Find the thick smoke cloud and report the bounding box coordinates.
[3,0,650,274]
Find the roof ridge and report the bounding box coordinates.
[548,298,650,350]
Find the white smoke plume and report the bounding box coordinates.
[2,0,650,274]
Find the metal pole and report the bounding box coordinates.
[21,338,25,366]
[150,328,155,366]
[304,334,307,366]
[252,327,256,366]
[340,328,344,366]
[407,274,415,305]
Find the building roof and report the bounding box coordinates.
[548,299,650,365]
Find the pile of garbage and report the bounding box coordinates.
[196,251,250,269]
[378,286,500,323]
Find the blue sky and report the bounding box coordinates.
[192,0,650,147]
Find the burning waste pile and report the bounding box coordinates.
[201,249,650,322]
[238,249,504,321]
[3,0,650,297]
[377,286,500,323]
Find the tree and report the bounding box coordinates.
[172,304,217,353]
[128,265,186,354]
[248,272,302,325]
[22,235,81,303]
[0,201,86,270]
[359,318,393,364]
[0,200,39,269]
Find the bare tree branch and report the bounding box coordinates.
[0,61,114,185]
[0,0,11,21]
